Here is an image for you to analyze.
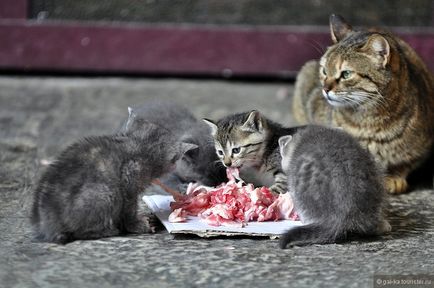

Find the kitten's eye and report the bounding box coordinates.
[341,70,352,79]
[321,67,327,76]
[232,147,240,154]
[217,150,224,156]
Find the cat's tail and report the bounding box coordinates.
[279,222,346,249]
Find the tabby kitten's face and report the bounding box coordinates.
[319,15,391,108]
[203,111,267,169]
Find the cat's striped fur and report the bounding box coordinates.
[203,111,300,194]
[292,14,434,194]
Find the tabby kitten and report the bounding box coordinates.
[203,110,300,194]
[279,125,390,248]
[292,14,434,194]
[31,122,195,244]
[119,100,227,187]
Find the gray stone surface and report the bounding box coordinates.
[0,76,433,288]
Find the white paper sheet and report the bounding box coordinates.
[143,195,302,238]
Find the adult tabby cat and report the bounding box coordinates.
[203,110,300,194]
[292,14,434,194]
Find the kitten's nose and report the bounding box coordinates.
[223,159,232,167]
[323,87,331,95]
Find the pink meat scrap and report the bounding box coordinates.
[168,168,298,226]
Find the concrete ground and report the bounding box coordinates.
[0,76,433,288]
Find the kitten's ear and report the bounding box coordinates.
[179,134,196,145]
[128,106,134,117]
[203,118,218,137]
[180,143,199,155]
[278,135,293,149]
[330,14,353,43]
[124,106,136,131]
[179,135,199,157]
[241,110,264,133]
[361,34,390,68]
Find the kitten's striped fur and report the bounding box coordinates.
[292,15,434,194]
[204,111,299,194]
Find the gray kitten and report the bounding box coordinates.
[278,125,391,248]
[119,100,227,188]
[31,122,195,244]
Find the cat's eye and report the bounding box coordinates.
[321,67,327,76]
[232,147,240,154]
[341,70,352,79]
[217,150,224,156]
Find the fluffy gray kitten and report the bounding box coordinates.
[278,125,391,248]
[31,122,195,244]
[119,100,227,188]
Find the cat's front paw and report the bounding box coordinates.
[384,176,408,194]
[141,213,161,234]
[125,214,161,234]
[377,219,392,235]
[269,185,286,195]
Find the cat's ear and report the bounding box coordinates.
[278,135,293,149]
[179,135,199,158]
[361,34,390,68]
[241,110,264,133]
[330,14,353,43]
[180,142,199,155]
[124,106,136,131]
[203,119,218,137]
[128,106,134,117]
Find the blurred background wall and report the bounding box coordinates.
[1,0,434,78]
[31,0,433,26]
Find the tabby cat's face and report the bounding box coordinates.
[203,111,267,169]
[320,15,391,108]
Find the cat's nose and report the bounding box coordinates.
[322,87,334,99]
[223,160,232,167]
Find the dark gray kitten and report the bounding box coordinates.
[31,122,195,244]
[278,125,391,248]
[119,100,227,188]
[203,110,300,194]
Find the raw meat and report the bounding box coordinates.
[166,168,298,226]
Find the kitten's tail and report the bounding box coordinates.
[279,222,346,249]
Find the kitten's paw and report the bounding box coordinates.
[269,185,286,195]
[125,214,161,234]
[384,176,408,194]
[378,219,392,234]
[141,213,161,234]
[51,233,73,244]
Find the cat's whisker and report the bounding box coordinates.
[307,39,327,56]
[335,92,364,108]
[350,93,380,108]
[343,91,388,109]
[374,89,399,107]
[345,95,364,106]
